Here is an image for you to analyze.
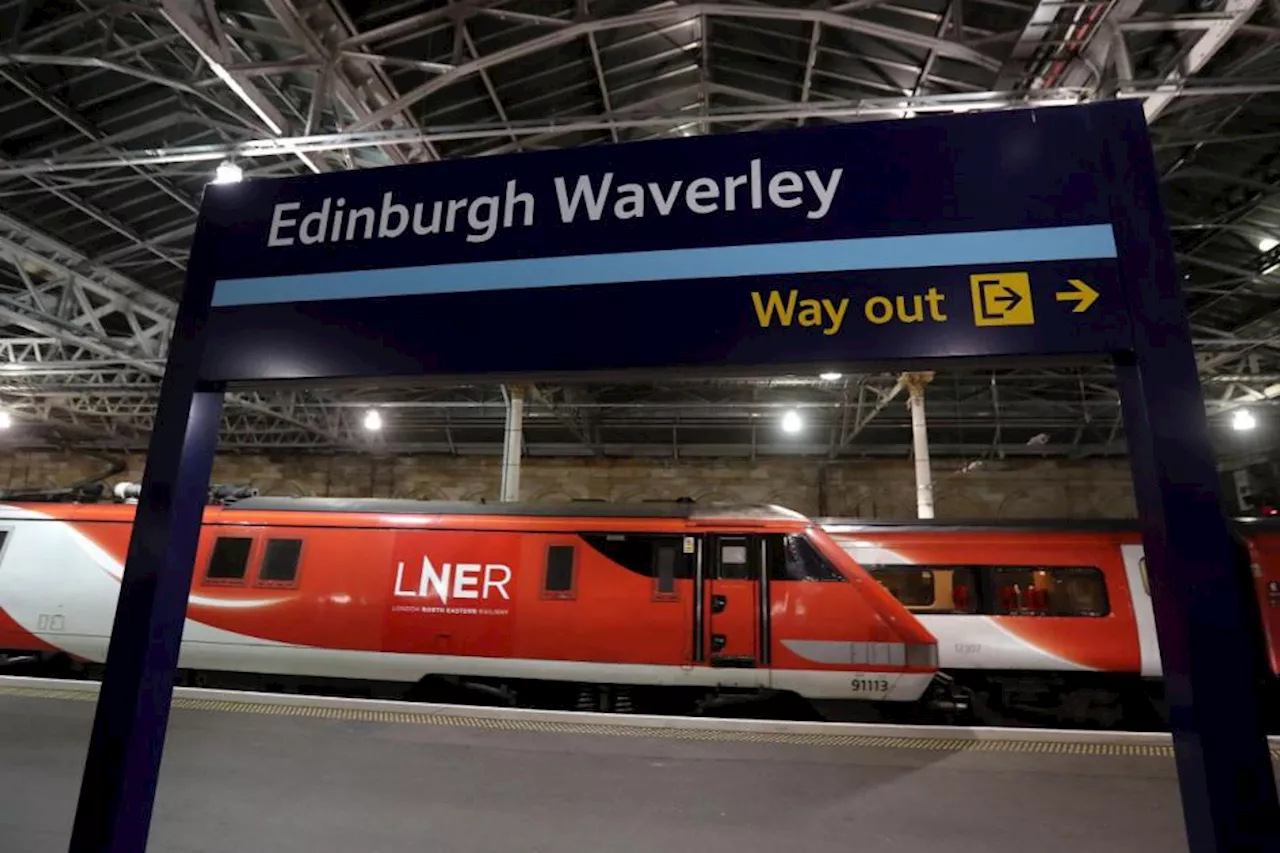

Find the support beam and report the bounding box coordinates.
[67,385,225,853]
[0,67,199,216]
[159,0,326,173]
[903,371,936,519]
[833,377,906,456]
[344,3,1002,133]
[992,0,1080,90]
[1140,0,1263,123]
[797,21,821,127]
[0,211,348,447]
[585,28,618,143]
[260,0,440,164]
[0,88,1101,177]
[1050,0,1147,91]
[500,385,525,502]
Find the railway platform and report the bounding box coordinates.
[0,677,1260,853]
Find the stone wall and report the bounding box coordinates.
[0,450,1136,519]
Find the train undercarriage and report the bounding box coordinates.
[4,650,1273,732]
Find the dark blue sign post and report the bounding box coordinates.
[67,99,1278,852]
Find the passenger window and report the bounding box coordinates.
[544,545,575,597]
[872,568,936,606]
[865,564,1107,616]
[767,535,846,582]
[866,566,976,612]
[991,567,1109,617]
[258,539,302,585]
[206,537,252,582]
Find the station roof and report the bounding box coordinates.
[0,0,1276,469]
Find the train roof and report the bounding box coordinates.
[223,496,812,523]
[817,516,1280,533]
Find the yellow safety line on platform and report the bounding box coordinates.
[5,684,1273,759]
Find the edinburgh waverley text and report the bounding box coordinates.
[266,159,846,248]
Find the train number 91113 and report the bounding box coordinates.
[850,677,891,695]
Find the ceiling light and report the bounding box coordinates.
[781,409,803,434]
[819,371,843,381]
[1233,409,1257,432]
[1259,237,1278,253]
[363,409,383,432]
[213,160,243,184]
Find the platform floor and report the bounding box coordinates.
[0,688,1200,853]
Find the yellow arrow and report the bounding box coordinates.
[1056,279,1098,313]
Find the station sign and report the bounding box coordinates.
[81,97,1280,853]
[195,104,1136,382]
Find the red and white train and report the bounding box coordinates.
[0,496,943,719]
[822,516,1280,729]
[4,490,1277,729]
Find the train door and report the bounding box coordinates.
[703,534,760,667]
[1120,544,1162,678]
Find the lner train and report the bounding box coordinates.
[823,517,1280,729]
[0,497,944,719]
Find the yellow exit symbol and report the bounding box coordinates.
[971,273,1034,326]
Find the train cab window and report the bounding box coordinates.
[544,545,576,597]
[717,538,752,580]
[766,535,846,582]
[205,536,252,582]
[654,542,678,596]
[990,567,1109,617]
[258,539,302,585]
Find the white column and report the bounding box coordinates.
[903,372,936,519]
[1232,468,1254,514]
[500,385,525,502]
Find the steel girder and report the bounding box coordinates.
[0,209,353,448]
[0,0,1274,458]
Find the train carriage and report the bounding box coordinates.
[823,517,1280,728]
[0,496,940,719]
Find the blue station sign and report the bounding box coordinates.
[194,102,1138,382]
[79,95,1280,853]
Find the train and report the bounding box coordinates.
[3,489,1277,730]
[823,516,1280,729]
[0,496,946,720]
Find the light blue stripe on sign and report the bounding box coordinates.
[211,224,1118,308]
